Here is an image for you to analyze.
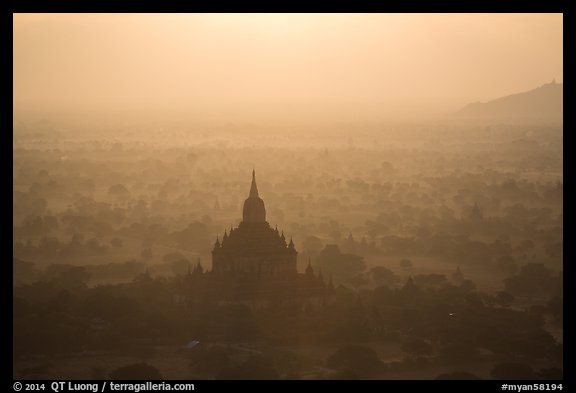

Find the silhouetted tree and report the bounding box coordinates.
[317,245,366,283]
[400,259,413,270]
[368,266,396,287]
[505,263,554,297]
[302,235,324,256]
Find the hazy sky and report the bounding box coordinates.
[13,13,563,123]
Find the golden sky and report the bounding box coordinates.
[13,13,563,122]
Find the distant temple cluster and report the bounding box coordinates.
[178,171,329,308]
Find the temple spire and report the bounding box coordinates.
[195,259,204,274]
[250,169,259,197]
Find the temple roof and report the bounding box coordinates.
[215,221,292,256]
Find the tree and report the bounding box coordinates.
[168,258,190,276]
[495,291,514,307]
[495,255,518,276]
[547,296,563,323]
[163,252,187,263]
[302,235,324,256]
[400,259,413,270]
[317,245,366,282]
[413,273,447,288]
[218,304,259,341]
[44,264,91,290]
[505,263,554,297]
[368,266,396,287]
[169,222,211,252]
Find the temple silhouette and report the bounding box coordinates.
[179,170,329,308]
[212,170,298,276]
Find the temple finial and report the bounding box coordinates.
[249,169,259,197]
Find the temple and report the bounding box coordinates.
[180,171,328,308]
[212,170,297,276]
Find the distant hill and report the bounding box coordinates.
[456,81,563,123]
